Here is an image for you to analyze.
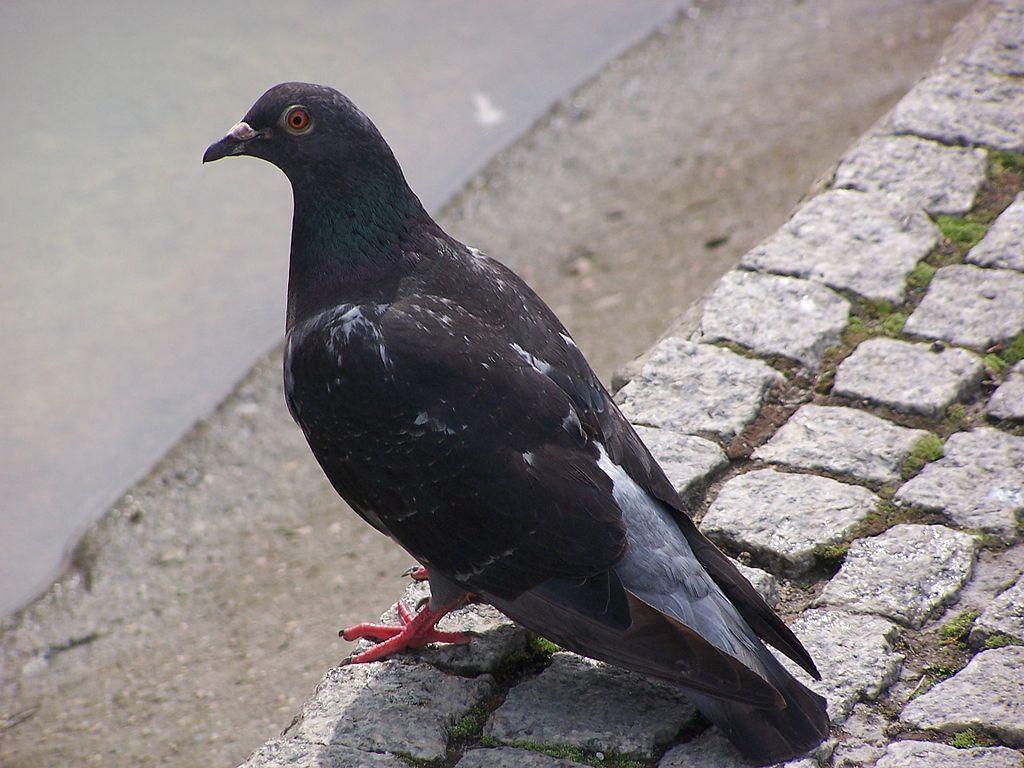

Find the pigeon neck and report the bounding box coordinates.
[285,174,428,330]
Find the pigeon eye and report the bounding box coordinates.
[284,107,311,134]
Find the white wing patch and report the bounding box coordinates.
[510,342,553,375]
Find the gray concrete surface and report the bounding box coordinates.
[0,0,686,618]
[0,1,978,767]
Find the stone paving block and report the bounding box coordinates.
[900,646,1024,746]
[968,192,1024,272]
[895,427,1024,540]
[875,740,1024,768]
[740,189,938,301]
[783,609,904,724]
[904,265,1024,350]
[830,704,889,768]
[971,573,1024,648]
[237,739,408,768]
[616,338,783,439]
[987,361,1024,421]
[486,652,698,758]
[700,270,850,368]
[365,581,530,675]
[753,404,931,485]
[832,338,985,417]
[962,4,1024,77]
[701,469,879,575]
[815,524,978,628]
[658,729,821,768]
[734,561,780,608]
[456,747,588,768]
[834,136,987,216]
[286,660,492,761]
[633,424,728,497]
[889,62,1024,151]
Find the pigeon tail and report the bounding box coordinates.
[485,463,828,764]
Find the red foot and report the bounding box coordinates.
[340,600,471,664]
[402,564,430,582]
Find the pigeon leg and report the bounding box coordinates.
[340,598,471,664]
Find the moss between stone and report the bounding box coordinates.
[983,631,1020,650]
[812,542,850,570]
[505,740,647,768]
[448,705,489,742]
[938,609,979,647]
[911,662,960,699]
[949,728,982,749]
[983,354,1011,376]
[902,434,944,479]
[943,404,968,433]
[996,331,1024,368]
[907,261,937,291]
[935,215,989,250]
[990,149,1024,178]
[494,634,560,684]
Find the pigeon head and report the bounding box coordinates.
[203,82,407,193]
[205,83,430,327]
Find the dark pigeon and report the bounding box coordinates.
[204,82,829,764]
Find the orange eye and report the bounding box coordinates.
[285,107,311,133]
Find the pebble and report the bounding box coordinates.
[486,652,698,758]
[815,524,978,628]
[832,338,984,417]
[701,469,878,575]
[904,265,1024,350]
[834,136,987,216]
[753,404,930,484]
[616,338,782,438]
[741,189,938,301]
[896,427,1024,540]
[968,192,1024,272]
[700,270,850,368]
[900,646,1024,746]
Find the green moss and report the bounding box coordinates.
[990,150,1024,176]
[944,403,967,432]
[984,354,1011,376]
[903,434,944,479]
[493,635,559,686]
[531,637,562,656]
[938,609,979,647]
[881,313,907,337]
[999,331,1024,367]
[845,315,868,339]
[913,662,960,698]
[908,262,937,290]
[813,542,850,570]
[950,729,981,749]
[448,708,486,741]
[936,215,989,249]
[509,741,644,768]
[984,632,1020,649]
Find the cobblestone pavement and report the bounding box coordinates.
[240,4,1024,767]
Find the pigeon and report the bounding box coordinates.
[204,82,829,764]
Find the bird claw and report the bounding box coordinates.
[402,564,430,582]
[339,599,472,664]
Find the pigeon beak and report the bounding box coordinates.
[203,121,259,163]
